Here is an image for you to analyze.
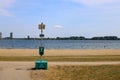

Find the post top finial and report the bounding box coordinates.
[38,22,45,30]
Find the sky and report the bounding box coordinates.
[0,0,120,38]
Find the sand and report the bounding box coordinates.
[0,49,120,56]
[0,61,120,80]
[0,49,120,80]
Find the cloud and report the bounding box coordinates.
[0,9,12,16]
[69,0,120,10]
[0,0,15,16]
[72,0,120,6]
[54,25,63,29]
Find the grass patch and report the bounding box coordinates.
[0,55,120,61]
[31,65,120,80]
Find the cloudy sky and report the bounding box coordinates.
[0,0,120,38]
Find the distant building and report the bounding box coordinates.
[10,32,13,39]
[0,32,2,39]
[27,35,30,40]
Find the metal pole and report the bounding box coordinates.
[40,29,43,47]
[39,22,45,60]
[40,29,43,60]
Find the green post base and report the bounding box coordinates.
[35,60,48,70]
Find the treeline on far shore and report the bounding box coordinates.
[54,36,120,40]
[1,36,120,40]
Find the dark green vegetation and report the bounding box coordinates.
[31,65,120,80]
[2,35,120,40]
[0,55,120,61]
[56,36,119,40]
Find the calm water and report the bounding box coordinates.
[0,40,120,49]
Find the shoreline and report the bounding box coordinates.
[0,49,120,56]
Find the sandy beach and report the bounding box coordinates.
[0,49,120,56]
[0,49,120,80]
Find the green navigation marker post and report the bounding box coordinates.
[39,47,44,56]
[35,22,48,70]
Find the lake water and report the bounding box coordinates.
[0,40,120,49]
